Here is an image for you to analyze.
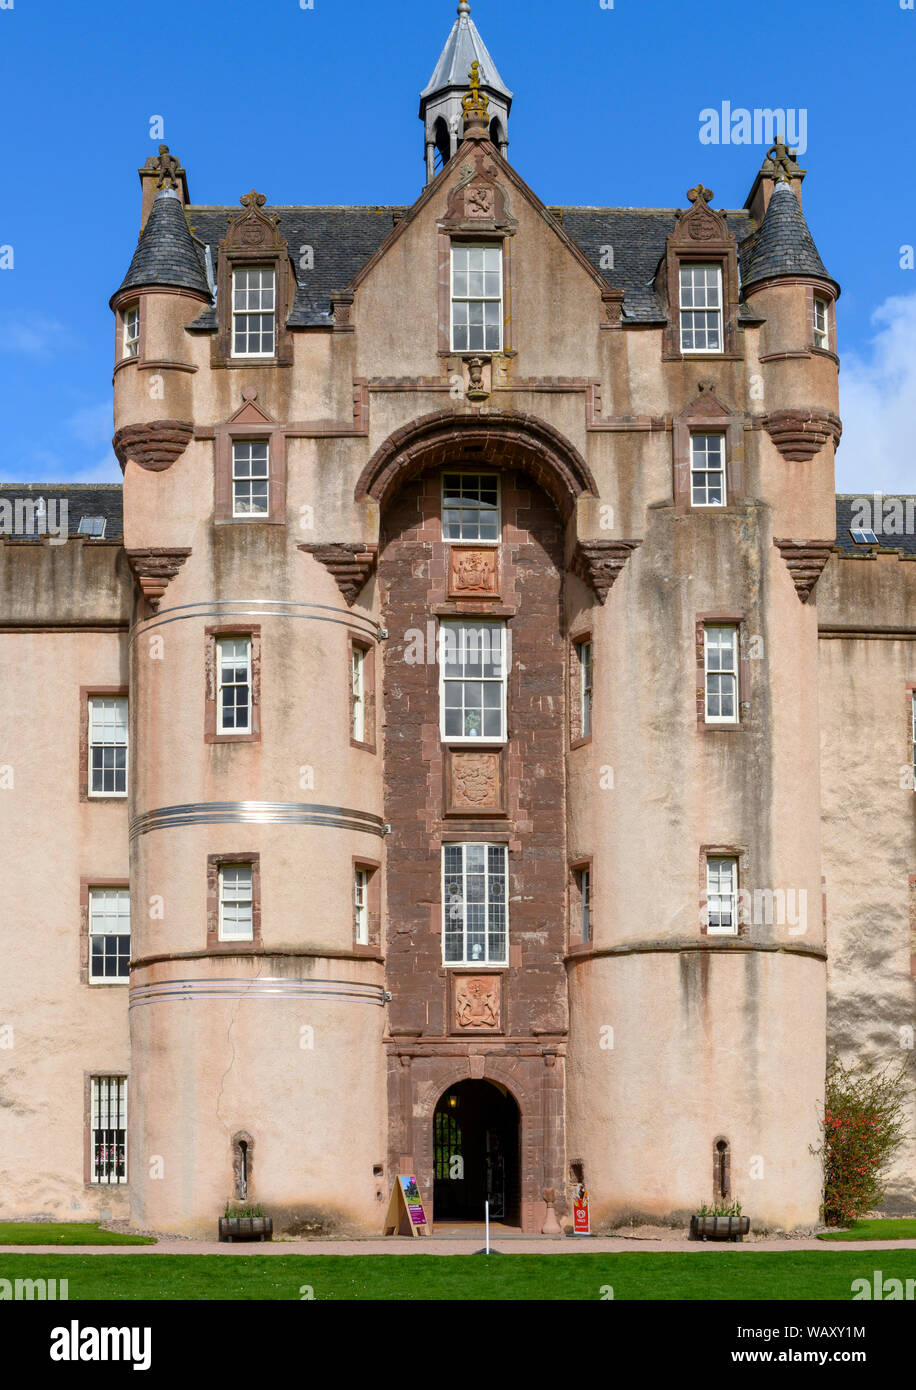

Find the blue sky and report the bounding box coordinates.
[1,0,914,490]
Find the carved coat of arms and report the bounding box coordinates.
[453,550,495,591]
[453,753,497,806]
[455,976,500,1029]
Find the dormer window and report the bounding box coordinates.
[451,245,502,353]
[232,267,275,357]
[122,303,140,359]
[813,296,829,350]
[680,264,723,353]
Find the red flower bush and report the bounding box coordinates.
[819,1056,910,1227]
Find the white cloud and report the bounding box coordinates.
[837,294,916,494]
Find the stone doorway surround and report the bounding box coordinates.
[386,1045,566,1234]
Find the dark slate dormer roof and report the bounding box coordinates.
[740,181,836,292]
[185,206,410,329]
[0,484,123,542]
[183,204,761,330]
[116,188,211,300]
[559,208,757,323]
[835,494,916,557]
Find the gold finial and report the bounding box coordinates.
[462,60,490,125]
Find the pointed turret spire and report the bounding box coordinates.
[114,185,211,301]
[420,1,512,183]
[741,178,837,293]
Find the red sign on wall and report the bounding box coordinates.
[573,1192,590,1235]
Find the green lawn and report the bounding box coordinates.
[818,1219,916,1242]
[0,1223,154,1246]
[0,1251,913,1299]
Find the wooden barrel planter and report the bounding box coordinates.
[689,1215,750,1242]
[218,1216,273,1243]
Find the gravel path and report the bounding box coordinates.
[1,1236,914,1256]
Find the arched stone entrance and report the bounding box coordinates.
[355,408,597,521]
[433,1079,521,1225]
[388,1052,566,1234]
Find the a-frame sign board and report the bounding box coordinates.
[383,1175,431,1236]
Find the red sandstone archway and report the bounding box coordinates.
[355,409,597,521]
[397,1055,561,1234]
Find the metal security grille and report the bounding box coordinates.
[91,1076,127,1184]
[434,1108,462,1181]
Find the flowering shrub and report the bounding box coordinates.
[820,1056,910,1226]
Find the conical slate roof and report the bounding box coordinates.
[116,187,211,299]
[741,180,835,291]
[421,1,512,101]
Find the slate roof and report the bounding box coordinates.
[421,2,512,102]
[185,205,409,329]
[116,187,211,300]
[740,180,835,291]
[560,207,760,324]
[182,203,769,329]
[0,484,124,542]
[834,494,916,557]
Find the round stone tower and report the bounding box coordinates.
[566,159,838,1231]
[112,152,387,1236]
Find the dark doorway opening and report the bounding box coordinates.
[433,1080,520,1225]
